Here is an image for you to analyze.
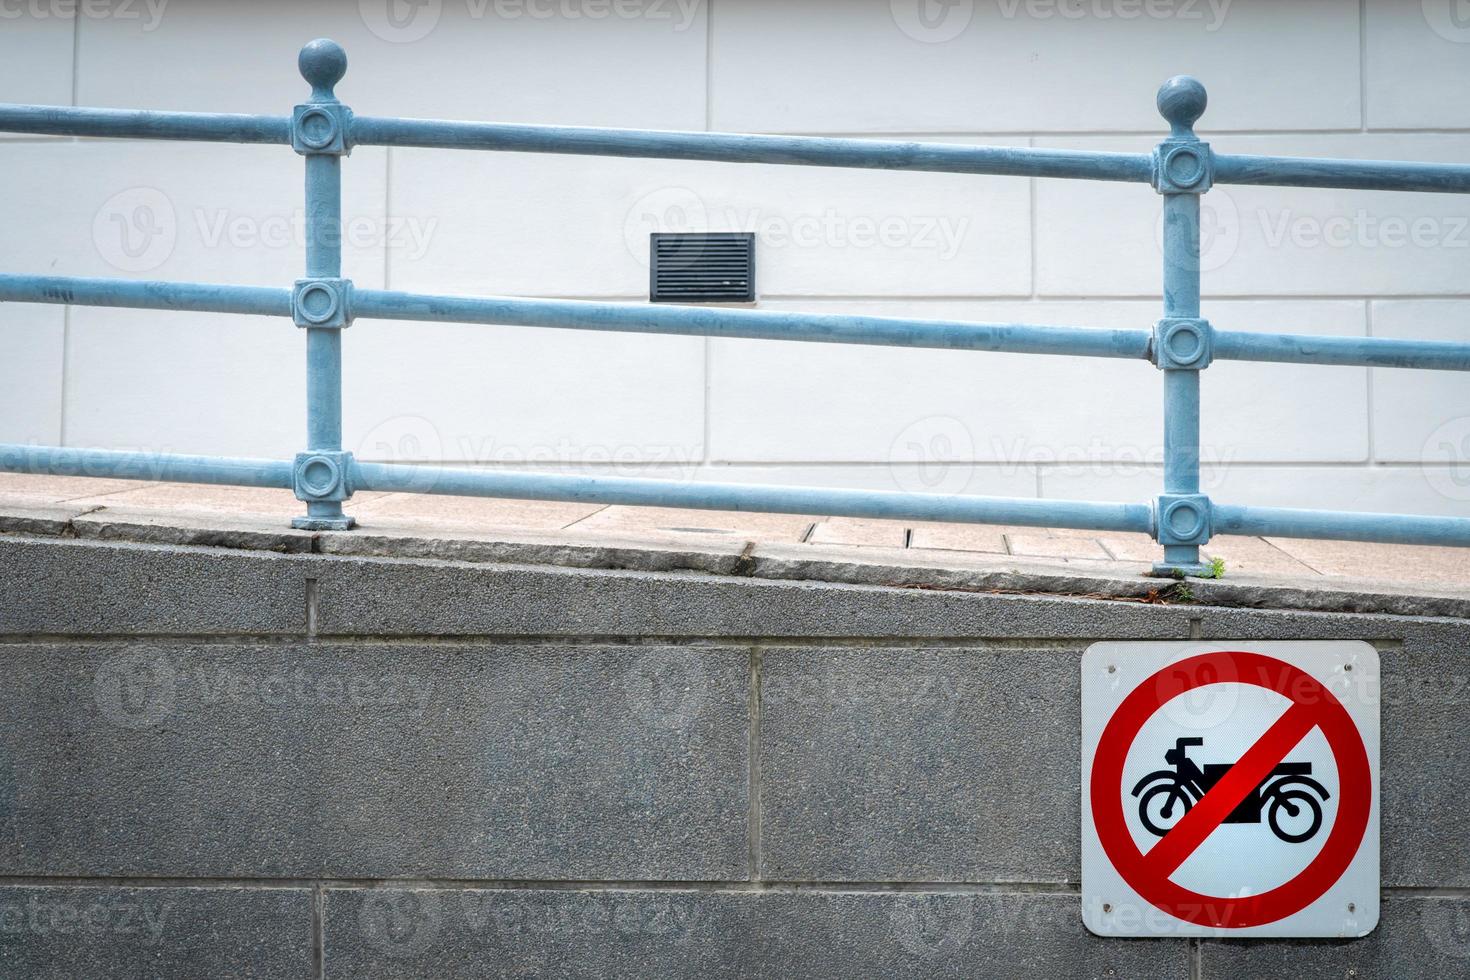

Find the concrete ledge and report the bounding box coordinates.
[2,497,1466,620]
[0,537,309,635]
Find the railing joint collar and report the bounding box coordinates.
[292,278,354,329]
[291,102,353,156]
[1153,493,1213,547]
[1152,139,1213,195]
[292,450,355,506]
[1151,317,1214,370]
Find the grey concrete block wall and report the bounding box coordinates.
[0,643,748,880]
[2,534,1468,976]
[760,645,1083,883]
[322,889,1189,979]
[0,886,314,978]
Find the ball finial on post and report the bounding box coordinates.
[299,38,348,103]
[1156,75,1207,138]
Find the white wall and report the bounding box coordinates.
[2,0,1468,518]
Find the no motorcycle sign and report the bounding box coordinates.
[1081,641,1380,938]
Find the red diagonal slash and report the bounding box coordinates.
[1141,701,1321,879]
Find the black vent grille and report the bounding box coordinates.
[650,232,755,303]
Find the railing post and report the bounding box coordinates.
[1149,76,1214,577]
[290,39,356,530]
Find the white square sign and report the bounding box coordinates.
[1081,640,1380,938]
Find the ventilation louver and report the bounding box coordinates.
[649,232,755,303]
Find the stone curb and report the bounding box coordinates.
[1,503,1465,620]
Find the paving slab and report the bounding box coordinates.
[807,517,909,548]
[906,523,1015,553]
[1005,532,1111,560]
[66,482,387,518]
[349,492,602,529]
[0,471,153,503]
[566,504,815,542]
[1265,536,1470,588]
[1205,534,1321,577]
[1095,532,1169,562]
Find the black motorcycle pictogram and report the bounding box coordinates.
[1131,737,1331,843]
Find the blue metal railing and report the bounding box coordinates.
[2,39,1468,576]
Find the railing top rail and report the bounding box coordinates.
[0,103,289,145]
[4,102,1470,194]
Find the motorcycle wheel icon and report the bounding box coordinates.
[1131,737,1330,844]
[1136,780,1198,837]
[1266,788,1325,844]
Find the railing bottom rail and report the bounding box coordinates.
[3,445,1468,551]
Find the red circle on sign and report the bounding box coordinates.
[1090,651,1371,928]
